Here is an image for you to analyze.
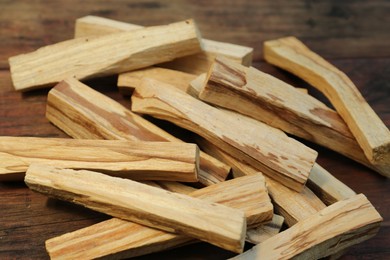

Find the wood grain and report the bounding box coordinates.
[132,78,318,192]
[232,194,383,260]
[199,57,389,177]
[46,77,230,186]
[9,19,202,91]
[264,36,390,169]
[44,175,271,259]
[0,136,199,182]
[245,214,284,244]
[25,164,247,253]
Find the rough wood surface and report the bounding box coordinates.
[264,37,390,169]
[9,19,202,91]
[75,15,253,74]
[231,194,383,260]
[0,136,199,182]
[245,214,284,244]
[25,164,247,253]
[46,77,230,186]
[1,1,389,259]
[117,67,196,94]
[132,78,318,192]
[199,57,389,177]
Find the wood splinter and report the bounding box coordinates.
[264,36,390,169]
[25,164,247,253]
[0,136,199,182]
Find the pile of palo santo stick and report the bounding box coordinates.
[3,16,389,259]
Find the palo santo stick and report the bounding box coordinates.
[45,175,272,259]
[199,57,389,177]
[231,194,383,260]
[144,180,197,195]
[118,67,197,95]
[46,78,230,186]
[196,136,326,226]
[9,19,201,91]
[132,78,318,192]
[245,214,284,244]
[0,136,199,182]
[264,37,390,168]
[26,164,247,253]
[75,15,254,74]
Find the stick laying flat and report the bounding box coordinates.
[245,214,284,244]
[0,136,199,182]
[118,67,197,94]
[75,15,253,74]
[264,37,390,169]
[132,78,318,192]
[45,175,272,259]
[9,19,202,91]
[199,57,389,177]
[26,164,247,253]
[46,78,230,186]
[231,194,383,260]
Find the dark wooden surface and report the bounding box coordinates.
[0,1,389,259]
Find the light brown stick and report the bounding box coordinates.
[264,36,390,168]
[9,19,201,91]
[198,57,389,177]
[75,15,254,74]
[245,214,284,244]
[44,175,272,259]
[46,78,230,186]
[26,164,247,253]
[132,78,318,192]
[0,136,199,182]
[231,194,383,260]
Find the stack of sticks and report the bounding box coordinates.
[3,15,388,259]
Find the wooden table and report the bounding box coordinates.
[0,1,389,259]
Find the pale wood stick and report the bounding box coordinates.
[264,36,390,168]
[26,164,247,253]
[117,67,197,95]
[143,180,197,195]
[245,214,284,244]
[44,175,272,259]
[0,136,199,182]
[131,78,318,192]
[74,15,254,74]
[198,57,389,177]
[9,19,201,91]
[46,78,230,186]
[231,194,383,260]
[196,136,326,226]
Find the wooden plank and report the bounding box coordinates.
[46,77,230,186]
[264,37,390,169]
[44,175,271,259]
[245,214,284,244]
[132,78,318,192]
[231,194,383,260]
[9,19,202,91]
[25,164,247,253]
[74,15,254,74]
[0,136,199,182]
[117,67,197,95]
[199,57,389,177]
[195,136,327,226]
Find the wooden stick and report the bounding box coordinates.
[26,164,247,253]
[117,67,197,95]
[231,194,383,260]
[198,57,389,177]
[132,78,318,192]
[264,36,390,168]
[46,78,230,186]
[198,137,326,226]
[0,136,199,182]
[74,15,254,74]
[9,19,202,91]
[245,214,284,244]
[44,175,271,259]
